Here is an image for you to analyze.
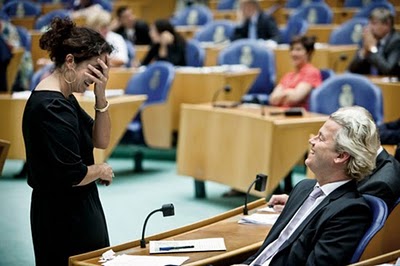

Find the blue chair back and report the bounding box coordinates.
[280,16,308,44]
[193,20,235,43]
[1,0,41,17]
[285,0,324,8]
[218,39,275,96]
[16,26,31,51]
[171,5,213,26]
[290,2,333,24]
[217,0,237,10]
[320,68,334,81]
[126,61,175,106]
[349,194,388,263]
[309,73,384,124]
[185,39,205,67]
[344,0,386,8]
[354,1,396,18]
[329,17,369,45]
[34,9,70,31]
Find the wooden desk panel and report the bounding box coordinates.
[349,249,400,266]
[69,198,270,266]
[368,77,400,123]
[0,94,146,163]
[306,24,337,43]
[177,104,327,197]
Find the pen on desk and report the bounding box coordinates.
[159,245,194,251]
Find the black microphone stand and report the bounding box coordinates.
[243,174,268,215]
[140,203,175,248]
[212,85,233,107]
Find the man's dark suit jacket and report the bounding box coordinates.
[114,20,151,45]
[348,30,400,77]
[243,179,371,265]
[231,12,281,43]
[358,149,400,209]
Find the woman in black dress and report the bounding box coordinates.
[22,17,114,266]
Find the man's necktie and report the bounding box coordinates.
[370,41,382,75]
[252,186,324,265]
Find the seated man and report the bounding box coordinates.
[348,8,400,77]
[233,106,378,265]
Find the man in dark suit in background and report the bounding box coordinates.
[348,8,400,77]
[233,106,378,266]
[111,6,152,45]
[231,0,281,43]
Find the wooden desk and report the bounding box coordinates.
[176,26,201,40]
[306,24,337,43]
[177,104,327,197]
[10,16,36,30]
[69,198,271,266]
[275,44,358,81]
[349,249,400,266]
[0,94,146,163]
[368,77,400,123]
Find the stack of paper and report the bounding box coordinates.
[238,213,280,225]
[102,254,189,266]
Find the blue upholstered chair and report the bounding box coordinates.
[344,0,387,8]
[289,2,333,24]
[285,0,324,8]
[218,39,275,104]
[185,39,205,67]
[124,61,175,148]
[171,4,213,26]
[280,16,308,44]
[34,9,71,31]
[125,39,135,68]
[16,26,31,51]
[353,1,396,18]
[193,20,235,43]
[216,0,237,10]
[349,194,388,263]
[309,73,384,124]
[329,17,369,45]
[30,64,54,91]
[320,68,334,81]
[1,0,41,17]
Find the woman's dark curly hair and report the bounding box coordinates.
[40,17,113,68]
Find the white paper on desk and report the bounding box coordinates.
[149,238,226,254]
[238,213,280,225]
[102,254,189,266]
[257,206,276,213]
[83,89,124,98]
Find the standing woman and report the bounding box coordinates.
[140,19,186,66]
[22,18,114,266]
[269,35,322,109]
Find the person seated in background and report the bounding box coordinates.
[86,9,129,67]
[110,6,152,45]
[140,19,186,66]
[378,118,400,162]
[231,0,281,44]
[348,7,400,77]
[269,35,322,110]
[233,106,377,266]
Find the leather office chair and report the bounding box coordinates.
[34,9,70,31]
[353,1,396,18]
[329,17,369,46]
[289,2,333,24]
[349,194,388,263]
[309,73,384,125]
[1,0,41,17]
[280,16,308,44]
[193,20,235,43]
[171,4,213,26]
[218,39,276,104]
[185,39,205,67]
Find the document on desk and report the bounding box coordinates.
[238,213,280,225]
[102,254,189,266]
[149,238,226,254]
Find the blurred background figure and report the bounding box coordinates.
[0,35,12,92]
[140,19,186,66]
[86,9,129,67]
[269,35,322,110]
[110,6,151,45]
[69,0,112,19]
[348,7,400,77]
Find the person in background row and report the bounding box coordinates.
[86,9,129,67]
[22,18,114,266]
[233,106,378,266]
[140,19,186,66]
[111,6,152,45]
[348,7,400,77]
[378,118,400,162]
[269,35,322,110]
[231,0,281,44]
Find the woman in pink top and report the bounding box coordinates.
[269,35,322,110]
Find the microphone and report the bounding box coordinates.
[243,173,268,215]
[332,54,348,73]
[211,85,240,108]
[269,107,304,116]
[140,203,175,248]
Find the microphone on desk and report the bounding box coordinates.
[140,203,175,248]
[332,54,348,73]
[243,173,268,215]
[212,85,240,108]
